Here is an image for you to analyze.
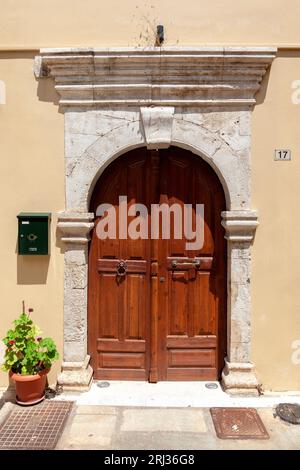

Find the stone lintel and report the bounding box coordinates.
[34,47,277,108]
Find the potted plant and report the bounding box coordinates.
[2,308,59,405]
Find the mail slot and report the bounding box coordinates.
[17,213,51,255]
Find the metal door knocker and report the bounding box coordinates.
[116,260,127,277]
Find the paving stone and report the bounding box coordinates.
[120,408,207,433]
[56,405,300,450]
[76,405,117,415]
[61,414,117,449]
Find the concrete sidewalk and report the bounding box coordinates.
[1,381,300,450]
[57,405,300,450]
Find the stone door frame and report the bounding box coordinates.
[35,46,277,394]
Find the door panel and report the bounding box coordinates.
[168,349,215,367]
[88,149,151,380]
[156,149,226,381]
[88,147,226,381]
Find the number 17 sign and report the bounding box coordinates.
[274,149,291,161]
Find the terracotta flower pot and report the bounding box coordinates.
[10,368,50,406]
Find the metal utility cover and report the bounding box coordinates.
[275,403,300,424]
[210,407,269,439]
[0,400,74,450]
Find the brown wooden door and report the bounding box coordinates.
[88,149,152,380]
[88,147,226,381]
[154,150,226,381]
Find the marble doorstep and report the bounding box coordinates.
[53,381,300,408]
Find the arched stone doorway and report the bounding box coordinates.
[88,146,227,381]
[34,46,277,394]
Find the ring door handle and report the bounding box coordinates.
[116,260,127,277]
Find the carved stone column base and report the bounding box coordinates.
[57,355,93,391]
[221,358,259,396]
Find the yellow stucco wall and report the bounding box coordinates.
[252,52,300,391]
[0,53,65,387]
[0,2,300,391]
[0,0,300,47]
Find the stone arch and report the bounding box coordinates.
[58,110,259,395]
[58,107,259,394]
[86,144,232,214]
[66,112,243,213]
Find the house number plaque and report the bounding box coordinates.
[274,149,291,161]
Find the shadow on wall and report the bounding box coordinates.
[36,76,61,109]
[55,225,67,254]
[0,51,61,108]
[255,67,271,106]
[17,255,50,285]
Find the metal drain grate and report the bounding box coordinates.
[0,400,74,450]
[210,407,269,439]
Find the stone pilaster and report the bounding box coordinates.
[57,212,94,391]
[221,210,259,395]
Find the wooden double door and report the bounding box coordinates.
[88,147,226,381]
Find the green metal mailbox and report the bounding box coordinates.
[17,213,51,255]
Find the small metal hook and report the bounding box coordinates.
[155,25,164,46]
